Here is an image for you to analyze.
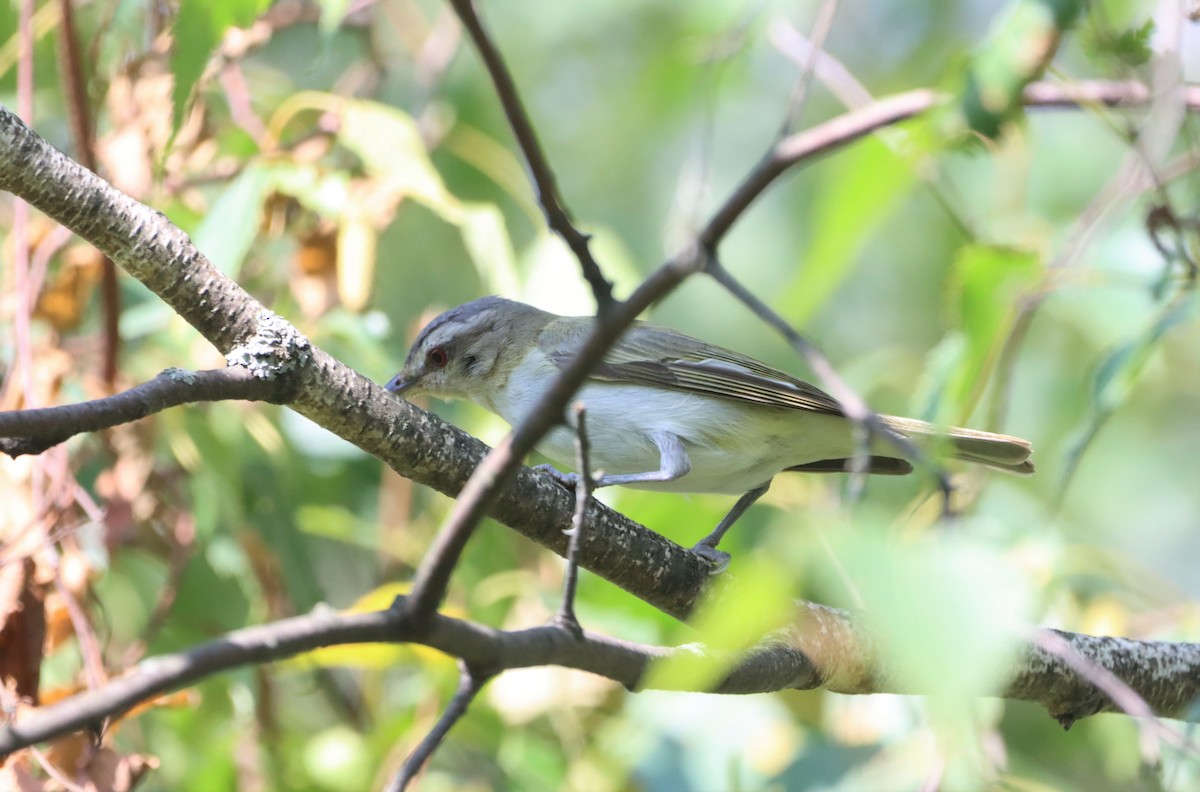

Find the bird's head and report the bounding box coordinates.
[385,296,553,403]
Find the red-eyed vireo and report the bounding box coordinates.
[385,296,1034,568]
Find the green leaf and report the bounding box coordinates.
[959,0,1084,138]
[459,203,521,297]
[337,99,459,220]
[1091,293,1196,415]
[265,161,353,217]
[783,135,914,324]
[317,0,353,37]
[1080,18,1154,68]
[170,0,272,132]
[943,244,1041,413]
[193,164,272,276]
[643,559,794,692]
[295,504,378,550]
[832,531,1031,703]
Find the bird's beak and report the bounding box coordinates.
[384,371,416,394]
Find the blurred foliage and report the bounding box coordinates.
[958,0,1083,138]
[1,0,1199,790]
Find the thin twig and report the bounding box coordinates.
[47,544,107,691]
[777,0,840,136]
[446,0,613,310]
[385,662,492,792]
[555,402,593,636]
[702,79,1200,250]
[700,88,940,248]
[704,260,955,510]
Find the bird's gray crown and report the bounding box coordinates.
[412,295,513,349]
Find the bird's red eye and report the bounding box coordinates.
[427,346,449,368]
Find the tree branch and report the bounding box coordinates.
[700,80,1200,248]
[3,599,1198,758]
[386,662,493,792]
[0,103,712,619]
[446,0,614,310]
[0,367,287,457]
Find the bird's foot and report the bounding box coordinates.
[535,463,579,490]
[691,542,731,575]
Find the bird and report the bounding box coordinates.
[385,296,1034,568]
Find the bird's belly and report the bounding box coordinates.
[532,384,858,495]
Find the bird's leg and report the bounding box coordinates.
[536,431,691,488]
[692,480,772,573]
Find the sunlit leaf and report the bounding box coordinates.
[643,559,793,692]
[336,212,378,312]
[460,203,521,297]
[830,531,1031,706]
[316,0,352,37]
[522,227,641,313]
[170,0,272,131]
[266,161,353,217]
[943,244,1041,413]
[288,583,459,670]
[337,99,459,219]
[784,135,914,324]
[193,164,273,276]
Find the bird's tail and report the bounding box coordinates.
[880,415,1035,475]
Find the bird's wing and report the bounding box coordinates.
[545,321,845,416]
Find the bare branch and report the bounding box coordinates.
[700,88,939,248]
[4,599,1200,759]
[446,0,614,310]
[701,79,1200,250]
[1033,631,1176,763]
[0,367,287,457]
[385,662,492,792]
[1022,79,1200,110]
[0,603,668,757]
[777,0,840,136]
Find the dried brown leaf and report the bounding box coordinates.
[0,558,46,703]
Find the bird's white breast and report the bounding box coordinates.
[483,348,859,495]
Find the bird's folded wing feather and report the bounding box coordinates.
[545,323,844,416]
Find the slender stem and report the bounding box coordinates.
[446,0,613,310]
[556,403,593,635]
[385,663,492,792]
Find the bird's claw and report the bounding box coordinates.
[691,542,731,575]
[535,464,579,490]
